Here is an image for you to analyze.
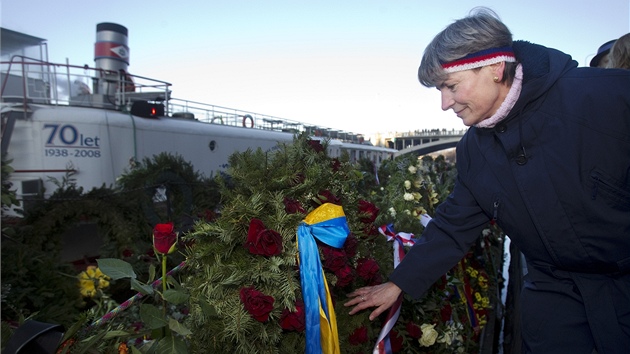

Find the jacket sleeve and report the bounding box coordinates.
[388,175,490,299]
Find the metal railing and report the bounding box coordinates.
[1,57,368,143]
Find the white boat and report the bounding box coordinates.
[1,23,397,206]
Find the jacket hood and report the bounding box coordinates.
[510,40,577,113]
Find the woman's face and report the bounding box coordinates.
[438,64,506,126]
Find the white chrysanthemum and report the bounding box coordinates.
[403,192,414,201]
[388,207,396,217]
[404,180,411,189]
[408,165,417,174]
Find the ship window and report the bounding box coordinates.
[209,140,216,151]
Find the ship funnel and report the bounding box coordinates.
[94,23,130,96]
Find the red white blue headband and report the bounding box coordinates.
[441,46,516,73]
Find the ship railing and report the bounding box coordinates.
[1,56,171,112]
[1,57,368,142]
[168,98,309,133]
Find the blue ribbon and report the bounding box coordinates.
[298,212,349,354]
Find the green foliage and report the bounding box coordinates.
[1,152,219,353]
[373,154,457,234]
[184,133,389,353]
[0,227,84,326]
[1,158,20,214]
[116,152,221,230]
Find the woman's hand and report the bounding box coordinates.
[344,282,402,321]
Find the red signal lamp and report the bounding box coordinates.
[131,100,164,118]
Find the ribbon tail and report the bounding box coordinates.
[320,276,340,354]
[372,294,402,354]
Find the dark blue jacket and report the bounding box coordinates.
[390,41,630,347]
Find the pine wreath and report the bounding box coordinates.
[184,133,392,354]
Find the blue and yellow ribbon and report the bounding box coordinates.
[297,203,349,354]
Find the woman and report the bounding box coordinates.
[607,33,630,69]
[345,8,630,354]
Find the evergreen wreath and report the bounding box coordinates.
[184,133,392,353]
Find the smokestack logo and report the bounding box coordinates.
[110,45,129,60]
[95,41,130,64]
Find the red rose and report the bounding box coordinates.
[307,139,325,153]
[279,299,305,332]
[321,246,348,272]
[364,224,380,237]
[315,190,341,205]
[368,273,383,286]
[334,264,354,288]
[356,258,380,281]
[406,321,422,339]
[153,222,177,254]
[357,200,379,224]
[440,303,453,322]
[245,218,283,256]
[239,286,274,322]
[283,197,306,214]
[343,233,359,258]
[331,158,341,172]
[390,329,404,353]
[349,326,369,345]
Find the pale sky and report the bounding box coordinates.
[2,0,629,135]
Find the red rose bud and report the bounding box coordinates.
[331,158,341,172]
[279,299,305,332]
[283,197,306,214]
[406,321,422,339]
[315,190,341,205]
[321,246,348,272]
[334,264,355,288]
[239,286,274,322]
[348,326,369,345]
[390,329,404,353]
[245,218,283,257]
[307,139,325,153]
[152,222,177,254]
[358,199,379,224]
[356,257,380,281]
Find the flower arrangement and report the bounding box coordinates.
[182,134,504,353]
[183,134,394,353]
[372,154,503,353]
[2,135,503,354]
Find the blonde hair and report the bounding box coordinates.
[607,33,630,69]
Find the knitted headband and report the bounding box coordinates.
[441,46,516,73]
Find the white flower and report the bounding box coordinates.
[404,180,411,190]
[388,207,396,217]
[438,331,453,345]
[403,192,414,201]
[408,165,417,174]
[419,323,438,347]
[404,209,411,215]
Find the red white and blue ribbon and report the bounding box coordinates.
[372,224,416,354]
[372,215,432,354]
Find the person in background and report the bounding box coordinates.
[607,33,630,69]
[590,39,616,67]
[345,7,630,354]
